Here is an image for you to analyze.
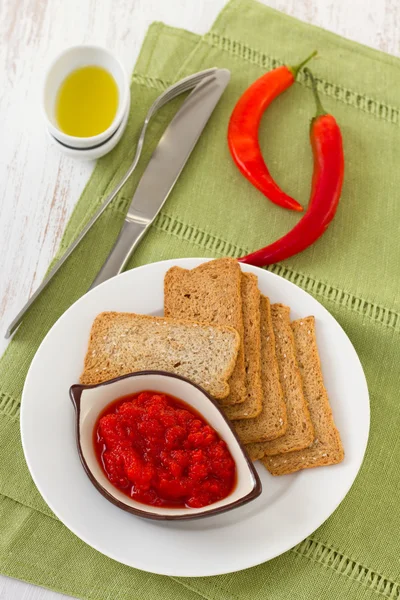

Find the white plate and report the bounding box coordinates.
[20,258,370,577]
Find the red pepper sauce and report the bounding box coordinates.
[94,391,237,508]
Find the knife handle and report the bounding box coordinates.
[90,220,147,289]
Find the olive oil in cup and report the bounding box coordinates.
[43,45,129,155]
[56,66,119,138]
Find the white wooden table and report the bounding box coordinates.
[0,0,398,598]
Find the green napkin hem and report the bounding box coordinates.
[202,29,400,126]
[1,491,397,600]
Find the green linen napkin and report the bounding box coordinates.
[1,1,400,598]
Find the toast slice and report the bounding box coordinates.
[80,312,240,399]
[224,273,263,420]
[245,304,314,458]
[235,295,287,443]
[262,316,344,475]
[164,258,246,405]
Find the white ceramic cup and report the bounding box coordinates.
[43,45,129,151]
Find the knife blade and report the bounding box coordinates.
[89,68,230,289]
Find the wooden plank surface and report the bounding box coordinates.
[0,0,398,598]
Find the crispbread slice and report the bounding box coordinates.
[245,303,314,457]
[224,273,263,420]
[262,316,344,475]
[235,295,287,442]
[80,312,240,399]
[164,258,246,405]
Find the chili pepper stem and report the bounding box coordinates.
[289,50,318,79]
[304,68,327,117]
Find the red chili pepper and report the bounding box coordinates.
[239,68,344,266]
[228,51,317,212]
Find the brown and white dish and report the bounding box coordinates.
[70,370,262,520]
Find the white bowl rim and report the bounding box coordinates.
[70,370,262,521]
[42,44,129,148]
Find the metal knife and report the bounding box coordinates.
[5,68,230,338]
[90,68,230,289]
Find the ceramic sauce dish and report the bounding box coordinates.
[43,45,130,158]
[70,370,262,520]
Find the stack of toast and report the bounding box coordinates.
[81,258,344,476]
[164,258,344,476]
